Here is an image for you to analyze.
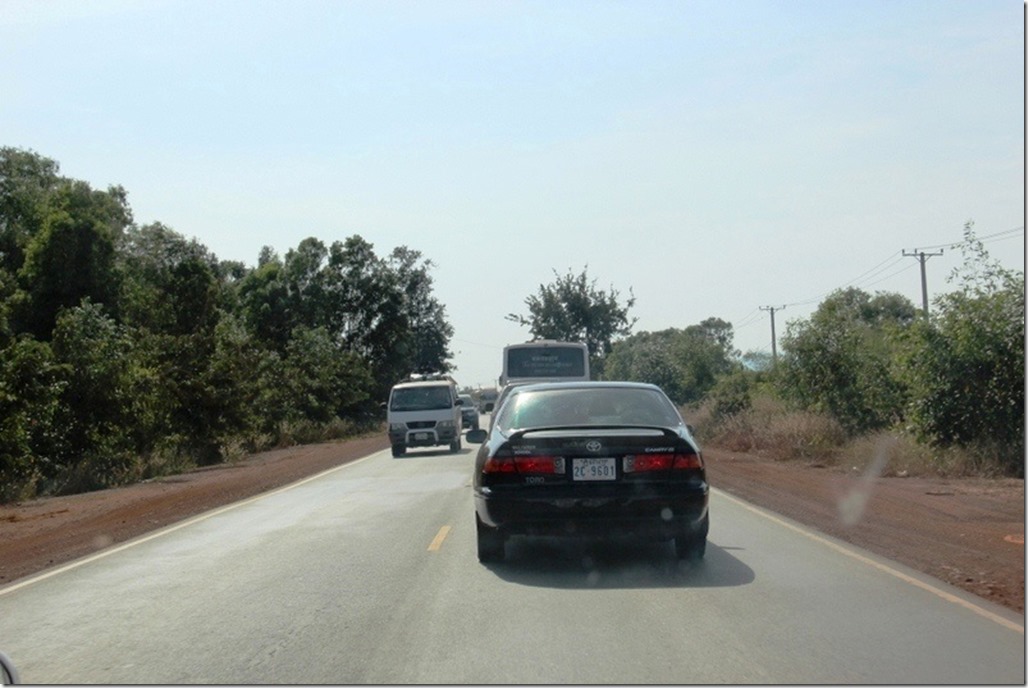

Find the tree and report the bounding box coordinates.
[324,236,410,398]
[388,246,453,376]
[267,326,374,425]
[776,288,916,434]
[50,301,141,491]
[0,147,61,275]
[604,322,739,404]
[897,223,1025,473]
[506,266,636,378]
[13,180,131,338]
[0,336,69,500]
[280,237,331,332]
[117,222,222,334]
[237,255,292,352]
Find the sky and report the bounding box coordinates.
[1,0,1023,389]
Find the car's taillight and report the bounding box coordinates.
[483,457,516,474]
[624,452,702,472]
[624,453,674,472]
[483,455,564,474]
[673,452,703,469]
[514,455,564,474]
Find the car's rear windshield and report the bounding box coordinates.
[496,387,681,430]
[390,385,453,411]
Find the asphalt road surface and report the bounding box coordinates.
[1,428,1023,684]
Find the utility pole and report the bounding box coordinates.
[760,305,786,364]
[902,248,944,316]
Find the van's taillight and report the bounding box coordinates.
[625,452,702,472]
[483,456,564,474]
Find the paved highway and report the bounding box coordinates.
[1,428,1023,683]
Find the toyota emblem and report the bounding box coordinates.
[586,440,602,453]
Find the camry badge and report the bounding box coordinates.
[586,440,602,453]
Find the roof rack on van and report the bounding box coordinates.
[403,372,456,383]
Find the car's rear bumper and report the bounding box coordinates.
[474,484,708,538]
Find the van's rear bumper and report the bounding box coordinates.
[389,425,459,447]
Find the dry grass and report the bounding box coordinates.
[685,394,1014,478]
[688,395,846,461]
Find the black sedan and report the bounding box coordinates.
[466,381,709,563]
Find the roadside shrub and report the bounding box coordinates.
[774,288,914,435]
[51,441,143,495]
[689,393,847,460]
[896,275,1024,477]
[271,417,379,448]
[706,370,753,420]
[0,337,70,501]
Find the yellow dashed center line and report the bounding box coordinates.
[428,525,451,552]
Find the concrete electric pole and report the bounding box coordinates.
[902,248,944,316]
[760,305,786,364]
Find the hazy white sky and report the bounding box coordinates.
[2,0,1023,388]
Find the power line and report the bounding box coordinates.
[861,261,917,289]
[769,224,1021,312]
[910,225,1024,252]
[733,308,764,330]
[735,224,1021,353]
[782,252,908,308]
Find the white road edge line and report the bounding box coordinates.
[0,450,383,596]
[714,488,1024,634]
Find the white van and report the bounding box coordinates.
[386,376,462,457]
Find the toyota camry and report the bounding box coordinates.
[466,381,709,563]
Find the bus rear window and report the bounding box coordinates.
[505,348,586,379]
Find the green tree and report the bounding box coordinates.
[51,301,140,491]
[14,180,131,338]
[776,288,916,434]
[325,236,408,398]
[506,266,636,378]
[281,237,331,332]
[237,254,292,352]
[203,311,272,446]
[275,326,373,424]
[898,223,1025,473]
[388,246,454,376]
[604,321,739,404]
[117,222,221,334]
[0,147,61,275]
[0,336,69,500]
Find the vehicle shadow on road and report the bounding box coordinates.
[484,537,754,590]
[390,447,473,459]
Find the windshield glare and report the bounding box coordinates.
[496,388,680,430]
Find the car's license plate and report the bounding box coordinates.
[573,458,616,481]
[413,432,429,441]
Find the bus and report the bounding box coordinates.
[499,340,590,387]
